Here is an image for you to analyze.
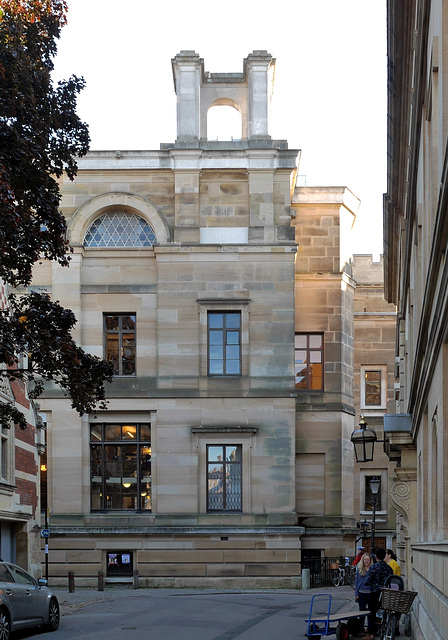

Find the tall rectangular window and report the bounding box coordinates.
[207,444,242,511]
[90,423,151,511]
[208,312,241,375]
[365,370,382,405]
[104,314,136,376]
[365,475,382,511]
[295,333,324,390]
[0,425,9,483]
[361,365,387,409]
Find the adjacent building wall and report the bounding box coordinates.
[385,1,448,637]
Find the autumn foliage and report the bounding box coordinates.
[0,0,113,429]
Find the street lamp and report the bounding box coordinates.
[350,415,378,463]
[369,476,381,552]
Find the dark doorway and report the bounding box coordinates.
[301,549,324,588]
[106,551,133,577]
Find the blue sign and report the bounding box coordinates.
[40,529,50,538]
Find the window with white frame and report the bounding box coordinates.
[360,365,387,409]
[0,424,9,483]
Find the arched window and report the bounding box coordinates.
[84,211,156,248]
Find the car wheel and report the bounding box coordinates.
[0,608,10,640]
[46,597,60,632]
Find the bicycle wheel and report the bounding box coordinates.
[380,613,396,640]
[345,566,356,587]
[331,569,342,586]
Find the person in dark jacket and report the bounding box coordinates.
[360,547,393,640]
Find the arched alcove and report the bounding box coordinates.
[207,100,242,141]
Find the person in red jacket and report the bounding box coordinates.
[352,546,365,566]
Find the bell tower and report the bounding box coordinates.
[171,50,275,145]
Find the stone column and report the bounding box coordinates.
[245,51,275,139]
[51,251,83,345]
[171,51,203,143]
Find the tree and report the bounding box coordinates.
[0,0,113,429]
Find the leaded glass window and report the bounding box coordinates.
[84,211,156,247]
[207,444,242,511]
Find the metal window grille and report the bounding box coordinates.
[207,444,242,511]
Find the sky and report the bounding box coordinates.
[52,0,387,259]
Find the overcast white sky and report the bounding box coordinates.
[52,0,387,259]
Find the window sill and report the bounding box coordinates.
[0,482,16,496]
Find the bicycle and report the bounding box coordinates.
[330,560,356,587]
[378,587,418,640]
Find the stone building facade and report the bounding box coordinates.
[384,1,448,637]
[291,188,398,566]
[32,51,399,587]
[0,280,43,574]
[351,255,398,556]
[34,51,303,587]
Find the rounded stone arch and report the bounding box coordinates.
[68,192,170,246]
[209,97,242,113]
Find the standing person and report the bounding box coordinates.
[352,546,365,566]
[385,549,401,575]
[355,553,372,632]
[360,548,393,640]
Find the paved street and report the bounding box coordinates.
[15,585,409,640]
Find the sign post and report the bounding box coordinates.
[40,508,50,581]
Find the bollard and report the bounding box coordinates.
[301,567,310,590]
[68,570,75,593]
[133,569,139,589]
[98,569,104,591]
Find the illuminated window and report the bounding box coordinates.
[207,444,242,511]
[90,423,151,511]
[295,333,324,391]
[361,365,387,409]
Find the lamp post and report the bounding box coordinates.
[369,476,381,552]
[350,415,378,463]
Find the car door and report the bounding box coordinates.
[4,564,46,626]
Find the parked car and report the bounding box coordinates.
[0,561,59,639]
